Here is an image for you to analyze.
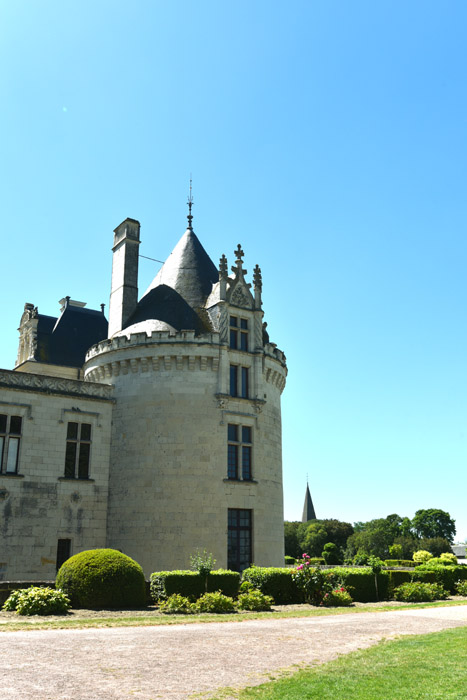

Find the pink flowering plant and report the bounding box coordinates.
[321,586,353,607]
[292,553,353,606]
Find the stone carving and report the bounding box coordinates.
[231,284,251,308]
[0,369,113,399]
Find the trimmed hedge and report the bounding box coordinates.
[384,560,417,568]
[150,569,240,602]
[242,566,390,604]
[242,567,303,604]
[413,564,467,593]
[326,567,389,603]
[386,569,412,597]
[56,549,146,609]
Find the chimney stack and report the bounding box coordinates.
[108,218,141,337]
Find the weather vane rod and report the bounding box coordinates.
[187,174,193,230]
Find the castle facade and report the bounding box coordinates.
[0,209,287,579]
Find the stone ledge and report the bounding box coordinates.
[0,369,114,401]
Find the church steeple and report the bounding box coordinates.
[302,482,316,522]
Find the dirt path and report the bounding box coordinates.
[1,606,466,700]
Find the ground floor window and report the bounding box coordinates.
[228,508,252,572]
[56,539,71,572]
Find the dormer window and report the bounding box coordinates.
[230,316,248,351]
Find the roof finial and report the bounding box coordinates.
[187,174,193,230]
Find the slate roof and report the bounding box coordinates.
[302,484,317,523]
[35,305,108,368]
[124,227,218,334]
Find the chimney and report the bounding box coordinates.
[108,218,141,337]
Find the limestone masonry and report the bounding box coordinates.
[0,207,287,579]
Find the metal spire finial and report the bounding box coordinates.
[187,174,193,230]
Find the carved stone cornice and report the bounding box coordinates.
[0,369,114,401]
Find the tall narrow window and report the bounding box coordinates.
[241,367,249,398]
[230,315,249,351]
[64,422,92,479]
[228,509,252,572]
[230,365,250,398]
[227,424,253,481]
[56,539,71,571]
[0,414,22,474]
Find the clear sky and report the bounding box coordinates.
[1,1,466,541]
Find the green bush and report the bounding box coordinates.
[414,564,467,593]
[193,591,236,613]
[284,556,296,566]
[455,580,467,596]
[413,550,433,563]
[3,586,70,616]
[321,586,353,607]
[242,566,302,604]
[440,552,458,565]
[237,589,273,611]
[387,569,412,597]
[56,549,146,609]
[159,594,194,614]
[308,557,325,566]
[292,559,340,605]
[322,543,340,565]
[393,581,448,602]
[384,560,416,568]
[326,567,390,603]
[150,569,240,602]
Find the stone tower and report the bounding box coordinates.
[84,206,287,574]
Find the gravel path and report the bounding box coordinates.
[1,606,466,700]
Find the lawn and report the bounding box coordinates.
[211,627,467,699]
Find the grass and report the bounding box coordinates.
[210,627,467,699]
[0,598,466,632]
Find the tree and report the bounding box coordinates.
[284,522,301,559]
[392,535,418,559]
[411,509,456,543]
[419,537,452,557]
[297,519,354,558]
[322,542,340,564]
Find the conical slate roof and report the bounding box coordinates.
[121,227,218,335]
[302,484,316,523]
[143,228,218,310]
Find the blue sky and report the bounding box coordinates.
[1,1,466,541]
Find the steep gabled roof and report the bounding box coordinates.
[302,484,317,523]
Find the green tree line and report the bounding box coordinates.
[285,508,456,564]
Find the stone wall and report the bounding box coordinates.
[84,328,286,576]
[0,370,113,580]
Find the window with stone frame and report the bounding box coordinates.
[229,315,248,351]
[64,422,92,479]
[227,424,253,480]
[228,509,252,572]
[229,365,249,398]
[0,414,22,474]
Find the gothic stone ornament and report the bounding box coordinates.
[231,284,252,308]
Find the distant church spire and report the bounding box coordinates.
[187,175,193,231]
[302,481,316,522]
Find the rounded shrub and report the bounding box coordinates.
[413,550,433,564]
[56,548,146,609]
